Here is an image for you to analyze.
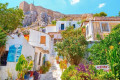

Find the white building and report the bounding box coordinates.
[46,21,80,33]
[0,34,35,80]
[29,29,52,70]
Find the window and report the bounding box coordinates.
[7,45,22,62]
[61,24,64,30]
[40,36,46,44]
[73,24,75,28]
[86,26,89,35]
[101,23,109,32]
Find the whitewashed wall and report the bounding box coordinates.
[56,21,80,32]
[29,29,52,61]
[45,26,56,33]
[0,34,35,80]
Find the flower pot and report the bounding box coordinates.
[30,71,34,77]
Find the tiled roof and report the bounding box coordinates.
[93,17,120,21]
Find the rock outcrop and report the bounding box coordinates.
[19,1,93,27]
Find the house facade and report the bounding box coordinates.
[84,17,120,41]
[29,29,52,70]
[0,34,35,80]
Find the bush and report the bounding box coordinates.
[40,61,51,74]
[61,65,77,80]
[59,59,67,72]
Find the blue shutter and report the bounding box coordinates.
[7,45,22,62]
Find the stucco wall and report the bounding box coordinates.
[0,62,17,80]
[0,34,35,80]
[45,26,56,33]
[56,21,80,32]
[86,21,120,41]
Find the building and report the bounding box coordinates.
[82,17,120,57]
[0,34,35,80]
[82,17,120,41]
[29,29,52,70]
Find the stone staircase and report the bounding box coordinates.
[40,55,62,80]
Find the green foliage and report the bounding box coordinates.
[61,64,97,80]
[61,65,77,80]
[95,69,115,79]
[0,29,7,47]
[88,24,120,65]
[51,20,56,25]
[93,12,107,17]
[60,17,67,21]
[40,61,51,74]
[88,24,120,79]
[119,11,120,17]
[55,26,88,65]
[16,54,33,79]
[0,3,24,55]
[59,59,67,72]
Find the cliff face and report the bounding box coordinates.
[19,1,93,27]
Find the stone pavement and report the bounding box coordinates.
[40,56,62,80]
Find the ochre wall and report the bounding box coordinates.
[92,22,120,40]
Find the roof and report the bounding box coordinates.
[93,17,120,21]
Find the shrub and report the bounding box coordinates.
[61,65,77,80]
[59,59,67,72]
[40,61,51,74]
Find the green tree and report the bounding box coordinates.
[93,12,107,17]
[55,26,88,65]
[88,24,120,79]
[118,11,120,17]
[0,3,24,56]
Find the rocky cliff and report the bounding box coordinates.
[19,1,93,27]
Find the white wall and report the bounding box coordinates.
[1,34,35,80]
[56,21,80,32]
[45,26,56,33]
[85,21,94,41]
[22,38,35,60]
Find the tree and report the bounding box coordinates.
[93,12,107,17]
[0,3,24,56]
[55,26,88,65]
[118,11,120,17]
[88,24,120,79]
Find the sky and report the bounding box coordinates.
[0,0,120,16]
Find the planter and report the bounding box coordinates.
[24,72,30,79]
[29,71,34,77]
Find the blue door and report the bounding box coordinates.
[61,24,64,30]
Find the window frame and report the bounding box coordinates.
[100,22,110,33]
[61,24,64,30]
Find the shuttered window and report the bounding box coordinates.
[40,36,46,44]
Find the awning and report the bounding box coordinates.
[35,47,49,54]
